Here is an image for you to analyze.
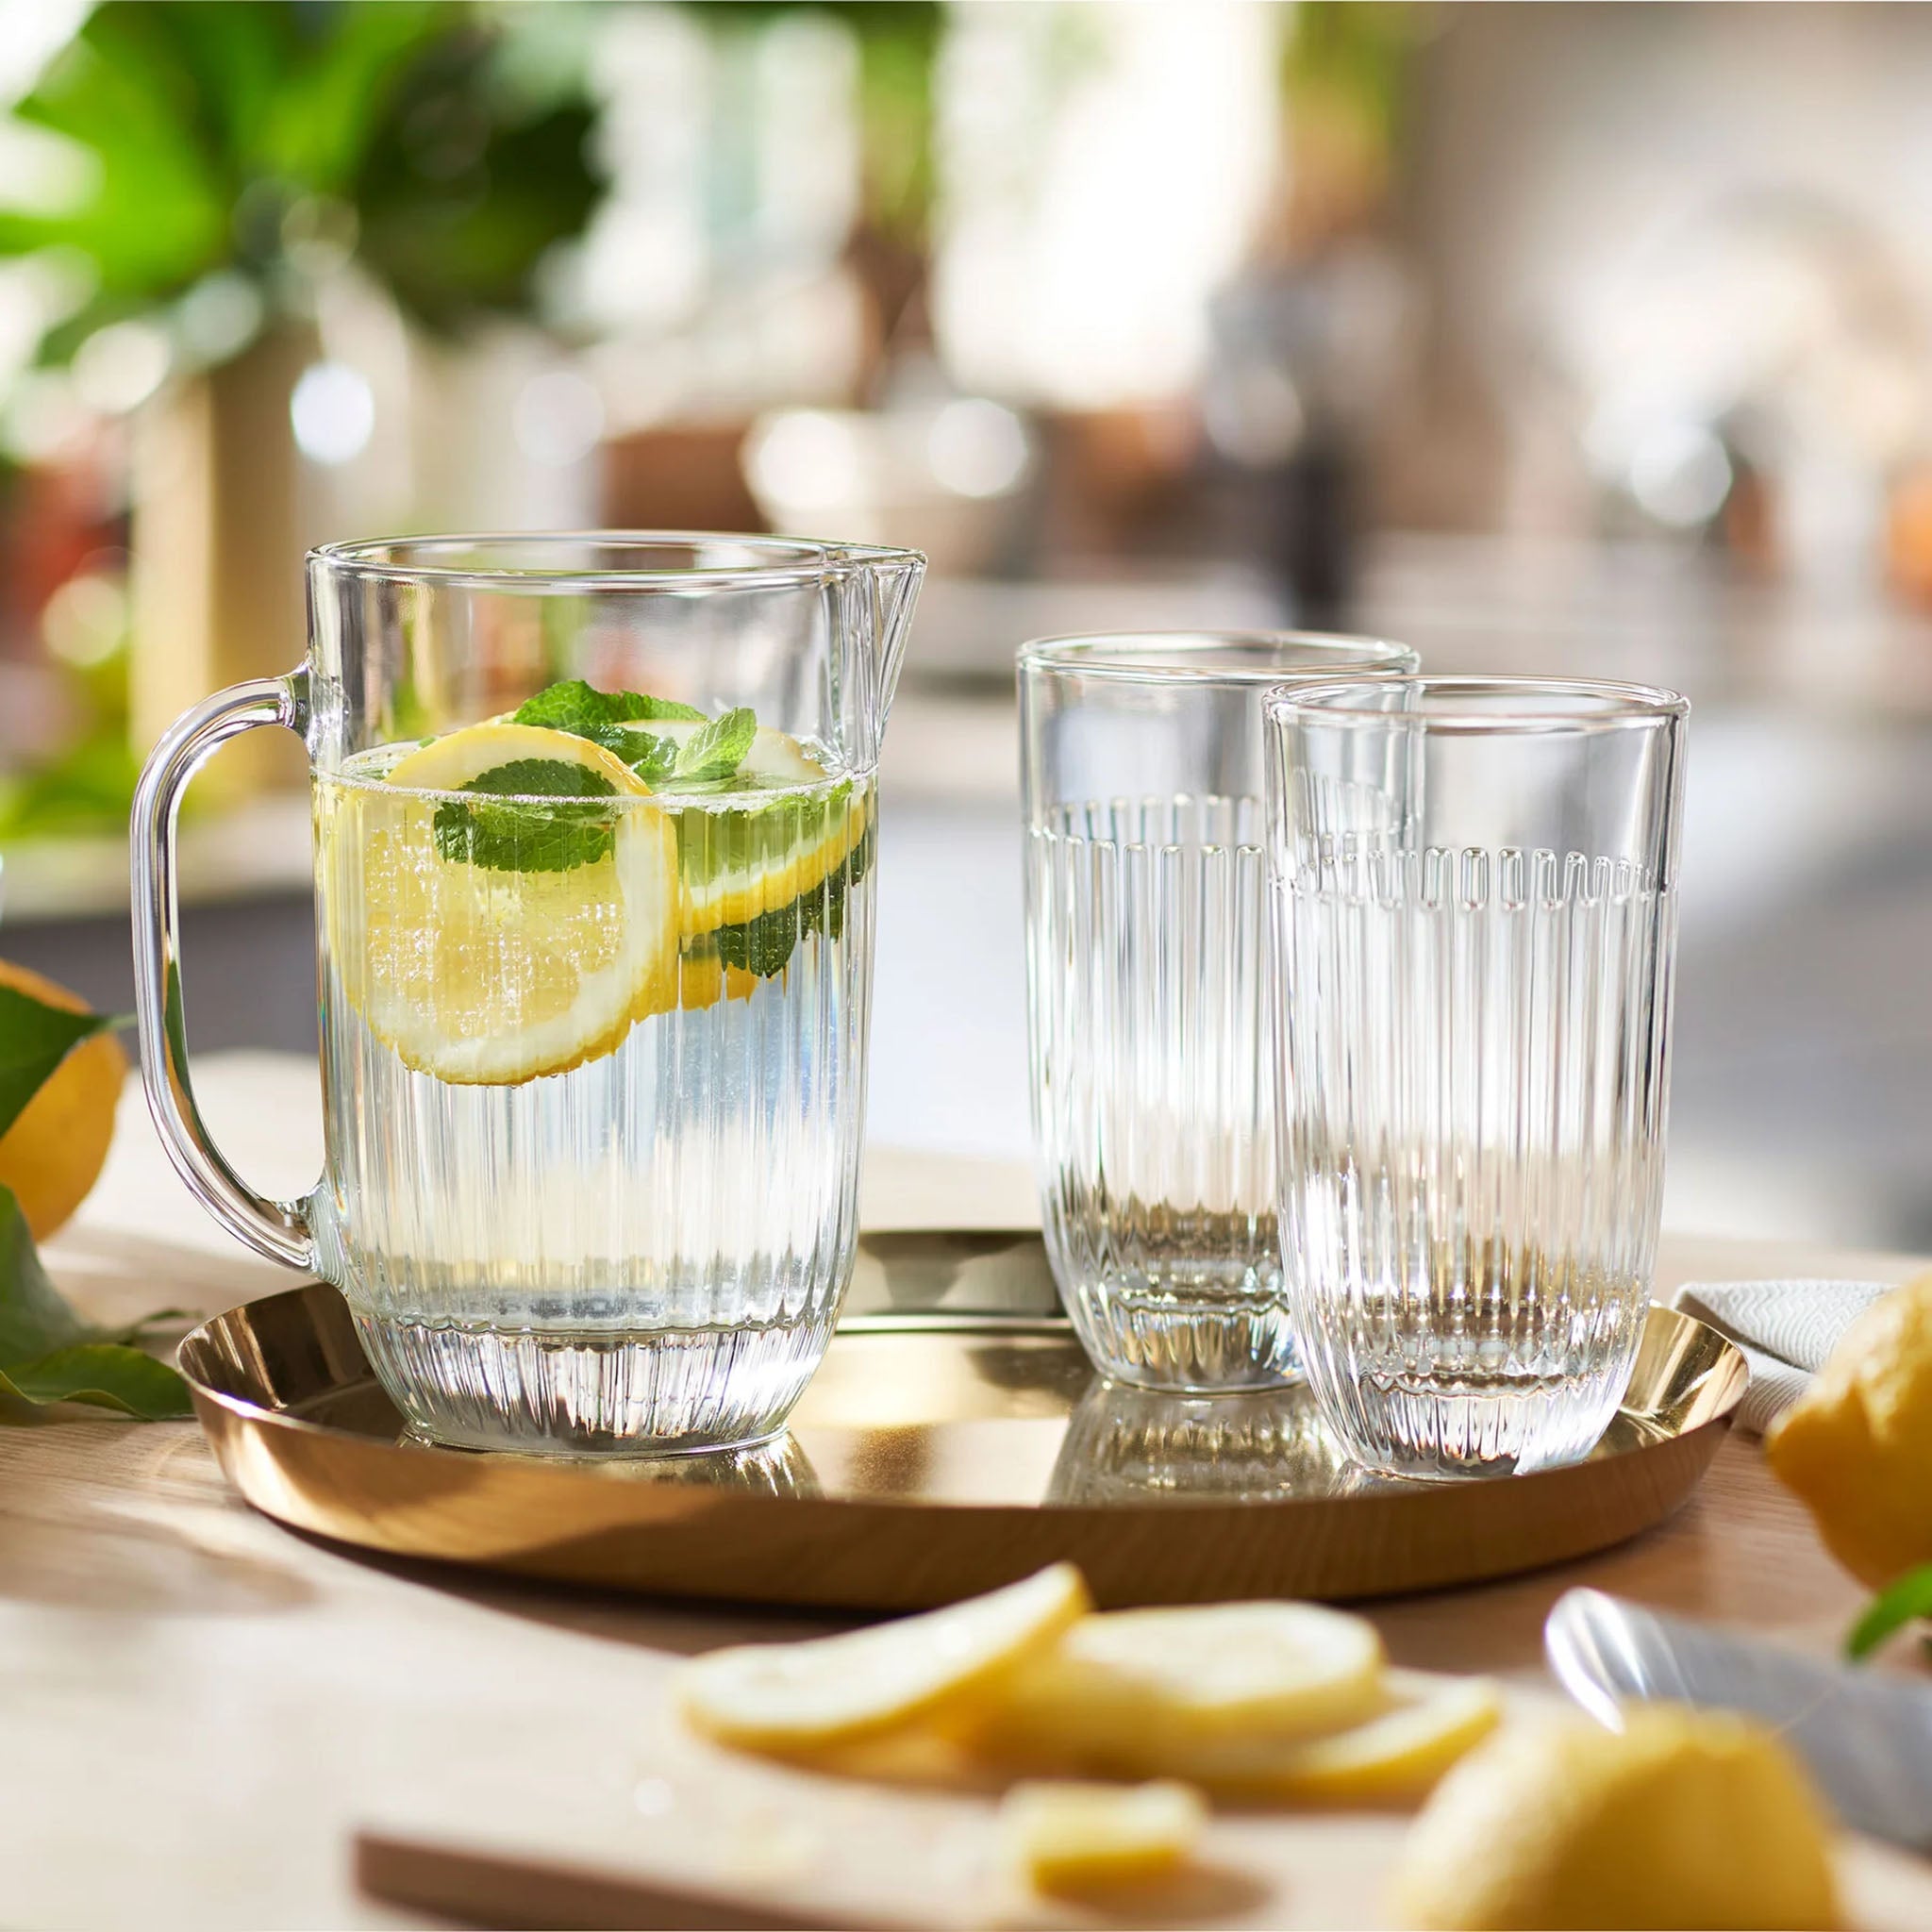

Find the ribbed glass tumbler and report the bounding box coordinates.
[1264,676,1688,1477]
[1019,632,1417,1392]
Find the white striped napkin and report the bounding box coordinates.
[1670,1279,1896,1434]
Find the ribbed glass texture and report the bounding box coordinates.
[1268,678,1687,1478]
[131,534,921,1457]
[312,783,874,1455]
[1027,795,1288,1389]
[1020,632,1417,1393]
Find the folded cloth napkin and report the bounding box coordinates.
[1670,1279,1896,1435]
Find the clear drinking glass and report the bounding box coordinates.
[1019,632,1418,1392]
[133,534,923,1456]
[1265,675,1688,1477]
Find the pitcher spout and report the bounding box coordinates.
[837,543,925,761]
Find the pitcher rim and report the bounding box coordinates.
[310,530,925,591]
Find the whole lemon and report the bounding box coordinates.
[1391,1707,1838,1931]
[0,959,126,1240]
[1766,1274,1932,1588]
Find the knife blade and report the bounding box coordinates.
[1544,1589,1932,1854]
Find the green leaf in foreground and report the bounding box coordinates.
[0,984,115,1140]
[1,1343,193,1421]
[0,1183,91,1361]
[0,1187,191,1423]
[1845,1564,1932,1659]
[432,758,620,873]
[674,708,757,785]
[514,679,706,731]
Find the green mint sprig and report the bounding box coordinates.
[515,680,757,791]
[513,680,706,730]
[432,758,621,873]
[0,985,191,1422]
[673,708,757,785]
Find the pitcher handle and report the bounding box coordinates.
[130,675,316,1270]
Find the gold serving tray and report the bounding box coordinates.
[179,1230,1747,1610]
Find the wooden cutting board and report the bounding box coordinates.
[355,1679,1932,1931]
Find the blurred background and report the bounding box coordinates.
[3,0,1930,1251]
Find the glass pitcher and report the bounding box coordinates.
[133,534,923,1456]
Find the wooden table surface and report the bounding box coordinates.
[11,1055,1932,1929]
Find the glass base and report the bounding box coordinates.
[1060,1263,1301,1394]
[354,1308,835,1457]
[1305,1362,1636,1480]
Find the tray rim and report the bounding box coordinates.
[177,1274,1749,1528]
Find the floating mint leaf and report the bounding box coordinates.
[672,708,757,786]
[0,984,115,1140]
[1846,1564,1932,1659]
[0,1187,191,1423]
[514,679,705,731]
[620,732,681,787]
[433,758,620,873]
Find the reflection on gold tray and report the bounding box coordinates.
[178,1230,1747,1611]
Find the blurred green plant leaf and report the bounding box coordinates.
[0,5,230,304]
[0,729,144,843]
[353,44,598,334]
[0,982,114,1141]
[0,1,599,348]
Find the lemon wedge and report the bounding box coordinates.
[999,1779,1207,1895]
[676,947,764,1012]
[676,1564,1092,1751]
[1391,1707,1839,1930]
[319,724,679,1085]
[1767,1273,1932,1587]
[969,1602,1386,1769]
[675,781,870,939]
[1146,1669,1501,1803]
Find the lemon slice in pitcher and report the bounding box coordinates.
[321,723,679,1085]
[599,720,870,939]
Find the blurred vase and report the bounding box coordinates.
[129,321,323,798]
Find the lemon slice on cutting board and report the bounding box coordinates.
[321,724,679,1085]
[1145,1669,1502,1803]
[998,1779,1208,1895]
[967,1601,1386,1768]
[676,1564,1092,1750]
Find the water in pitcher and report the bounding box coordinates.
[308,698,874,1455]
